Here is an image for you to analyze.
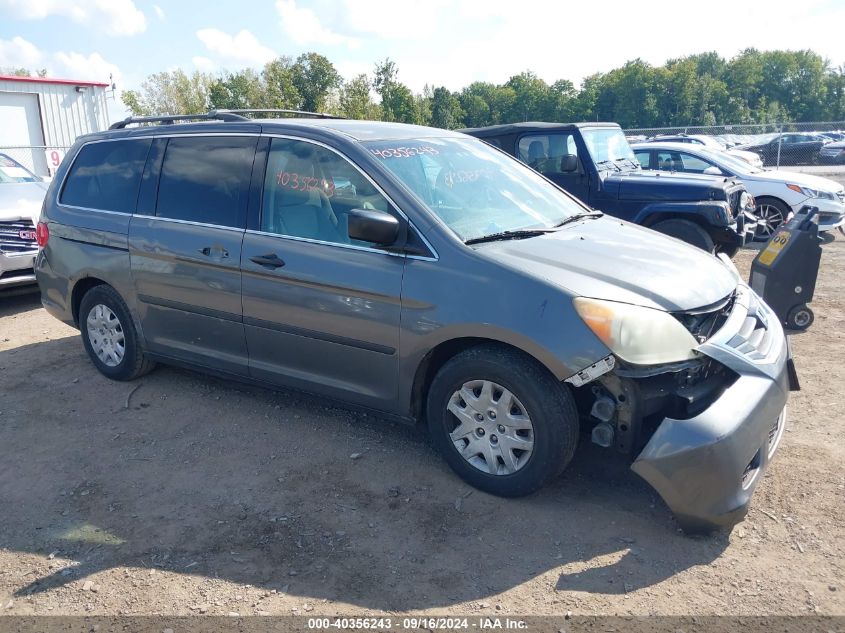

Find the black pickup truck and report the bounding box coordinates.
[461,122,755,255]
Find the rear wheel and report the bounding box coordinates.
[651,219,715,253]
[426,345,579,497]
[79,285,155,381]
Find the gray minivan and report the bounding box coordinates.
[35,111,795,532]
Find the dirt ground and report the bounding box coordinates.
[0,238,843,618]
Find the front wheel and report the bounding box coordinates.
[753,198,789,242]
[426,345,579,497]
[651,219,715,253]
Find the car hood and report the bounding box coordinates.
[605,170,732,202]
[822,140,845,150]
[0,182,48,225]
[476,217,737,312]
[749,169,844,193]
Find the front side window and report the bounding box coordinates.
[61,139,151,212]
[262,138,390,245]
[517,134,578,175]
[675,152,717,174]
[0,154,40,183]
[156,136,256,228]
[364,137,586,243]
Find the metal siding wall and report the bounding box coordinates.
[0,80,109,147]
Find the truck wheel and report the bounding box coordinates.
[786,304,814,331]
[651,219,715,253]
[426,344,579,497]
[79,285,156,381]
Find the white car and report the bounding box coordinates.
[632,142,845,240]
[0,154,47,288]
[646,134,764,169]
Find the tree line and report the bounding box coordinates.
[94,49,845,129]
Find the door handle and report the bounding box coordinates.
[250,253,286,269]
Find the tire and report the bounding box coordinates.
[753,197,790,242]
[786,304,814,331]
[651,219,715,253]
[714,242,739,258]
[426,344,579,498]
[79,284,155,381]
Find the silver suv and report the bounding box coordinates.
[35,111,796,532]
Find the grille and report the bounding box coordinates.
[0,220,37,254]
[724,291,779,362]
[728,189,742,216]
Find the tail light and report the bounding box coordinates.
[36,221,49,248]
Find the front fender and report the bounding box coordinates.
[634,201,731,228]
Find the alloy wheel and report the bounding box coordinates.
[754,203,784,240]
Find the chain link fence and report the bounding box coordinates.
[0,146,72,178]
[624,121,845,169]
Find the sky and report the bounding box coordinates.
[1,0,845,123]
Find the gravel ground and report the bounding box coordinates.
[0,239,843,618]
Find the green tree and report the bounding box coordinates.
[261,57,301,110]
[122,69,212,116]
[373,58,419,123]
[429,86,463,129]
[290,52,340,112]
[208,69,265,110]
[339,74,380,119]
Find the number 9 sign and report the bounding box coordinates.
[44,148,66,173]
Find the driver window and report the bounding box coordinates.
[262,138,390,245]
[677,153,719,174]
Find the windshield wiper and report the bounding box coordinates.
[465,228,558,245]
[595,159,620,172]
[554,211,603,227]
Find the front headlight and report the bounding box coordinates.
[574,297,699,365]
[787,184,836,200]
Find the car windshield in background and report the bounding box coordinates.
[581,127,638,169]
[364,137,586,243]
[702,149,763,175]
[0,154,40,183]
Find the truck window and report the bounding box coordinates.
[155,136,256,228]
[517,134,578,174]
[61,139,152,213]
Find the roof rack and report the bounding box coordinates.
[109,111,248,130]
[214,108,344,120]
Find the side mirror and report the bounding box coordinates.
[347,208,400,245]
[703,166,722,176]
[560,154,578,172]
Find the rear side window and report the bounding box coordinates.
[156,136,257,228]
[61,139,151,212]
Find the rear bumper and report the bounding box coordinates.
[631,285,790,532]
[0,250,37,288]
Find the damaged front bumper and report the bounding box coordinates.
[629,285,792,532]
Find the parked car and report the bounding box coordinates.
[818,140,845,165]
[36,111,794,532]
[632,142,845,240]
[462,122,755,255]
[645,134,764,168]
[735,132,832,166]
[0,153,46,289]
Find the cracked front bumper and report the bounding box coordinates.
[631,285,790,532]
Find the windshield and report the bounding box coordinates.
[0,154,40,183]
[705,149,762,175]
[581,127,638,168]
[364,137,588,243]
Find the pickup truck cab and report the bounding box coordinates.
[462,122,754,256]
